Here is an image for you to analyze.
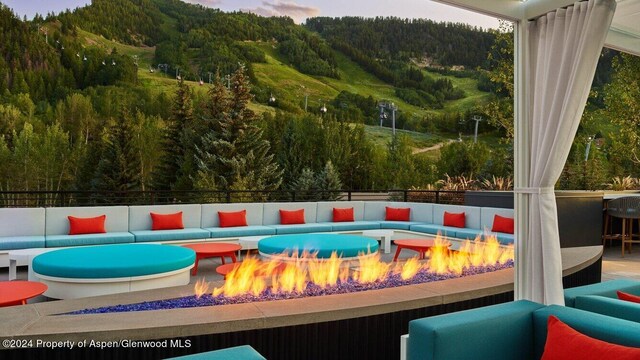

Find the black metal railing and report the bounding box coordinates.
[0,189,466,208]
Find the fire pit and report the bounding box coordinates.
[0,245,602,360]
[67,235,515,314]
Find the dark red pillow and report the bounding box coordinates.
[491,214,514,234]
[385,207,410,221]
[218,210,248,228]
[333,207,354,222]
[68,215,106,235]
[617,291,640,304]
[151,211,184,230]
[541,315,640,360]
[280,209,305,225]
[443,211,465,228]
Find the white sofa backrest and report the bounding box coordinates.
[129,204,202,231]
[316,201,365,222]
[201,203,264,227]
[45,206,129,235]
[0,208,45,237]
[363,201,433,223]
[407,202,434,223]
[262,202,318,225]
[432,204,481,228]
[480,207,514,231]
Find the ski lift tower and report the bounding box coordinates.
[472,115,483,143]
[378,102,397,135]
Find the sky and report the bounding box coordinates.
[1,0,500,29]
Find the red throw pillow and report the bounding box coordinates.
[618,291,640,304]
[385,207,410,221]
[280,209,305,225]
[491,214,514,234]
[68,215,106,235]
[443,211,465,228]
[218,210,248,228]
[333,207,354,222]
[151,211,184,230]
[541,315,640,360]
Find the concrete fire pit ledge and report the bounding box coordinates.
[0,246,601,346]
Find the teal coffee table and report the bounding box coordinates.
[258,233,379,261]
[32,244,195,299]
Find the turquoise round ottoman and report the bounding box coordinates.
[32,244,195,299]
[258,234,379,259]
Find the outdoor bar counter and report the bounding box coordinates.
[0,246,602,360]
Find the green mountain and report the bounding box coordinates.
[0,0,505,195]
[68,0,493,120]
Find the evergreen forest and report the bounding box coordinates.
[0,0,639,201]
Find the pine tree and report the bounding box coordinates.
[92,109,141,201]
[291,168,317,201]
[153,79,193,191]
[195,66,282,196]
[317,161,343,200]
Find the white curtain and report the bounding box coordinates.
[515,0,616,305]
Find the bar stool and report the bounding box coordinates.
[602,200,617,246]
[606,197,640,257]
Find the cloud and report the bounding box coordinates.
[242,1,320,23]
[184,0,223,7]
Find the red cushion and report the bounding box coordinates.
[151,211,184,230]
[443,211,465,228]
[618,291,640,303]
[218,210,248,228]
[280,209,305,225]
[68,215,106,235]
[541,315,640,360]
[333,207,354,222]
[385,207,410,221]
[491,214,514,234]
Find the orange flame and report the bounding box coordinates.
[200,233,514,298]
[398,256,421,280]
[194,278,209,298]
[426,233,514,275]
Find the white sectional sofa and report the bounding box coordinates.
[128,204,210,242]
[0,207,46,250]
[45,206,134,247]
[262,202,333,234]
[364,202,434,230]
[0,201,515,258]
[201,203,275,238]
[316,201,379,231]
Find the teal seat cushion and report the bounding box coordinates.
[451,228,483,241]
[408,300,544,360]
[32,244,195,278]
[132,228,210,242]
[495,233,515,245]
[0,236,45,250]
[447,229,514,244]
[166,345,266,360]
[45,232,134,248]
[268,223,333,235]
[575,295,640,323]
[258,233,378,258]
[564,279,640,307]
[207,225,276,238]
[322,221,380,232]
[532,305,640,360]
[409,224,459,237]
[378,221,423,230]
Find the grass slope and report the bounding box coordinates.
[363,125,445,149]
